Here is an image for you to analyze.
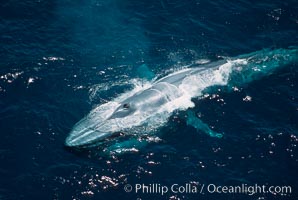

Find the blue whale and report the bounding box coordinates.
[65,48,297,153]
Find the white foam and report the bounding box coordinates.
[195,59,210,64]
[155,59,248,120]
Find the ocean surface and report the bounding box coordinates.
[0,0,298,199]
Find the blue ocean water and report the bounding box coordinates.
[0,0,298,199]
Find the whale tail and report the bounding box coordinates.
[228,48,298,87]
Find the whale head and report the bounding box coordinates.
[65,101,139,147]
[65,83,176,147]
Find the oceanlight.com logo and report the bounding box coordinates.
[206,184,292,196]
[123,183,292,197]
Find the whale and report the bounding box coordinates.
[65,48,297,153]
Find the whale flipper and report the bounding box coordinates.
[186,110,223,138]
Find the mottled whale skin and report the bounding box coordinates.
[65,48,297,149]
[65,67,205,147]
